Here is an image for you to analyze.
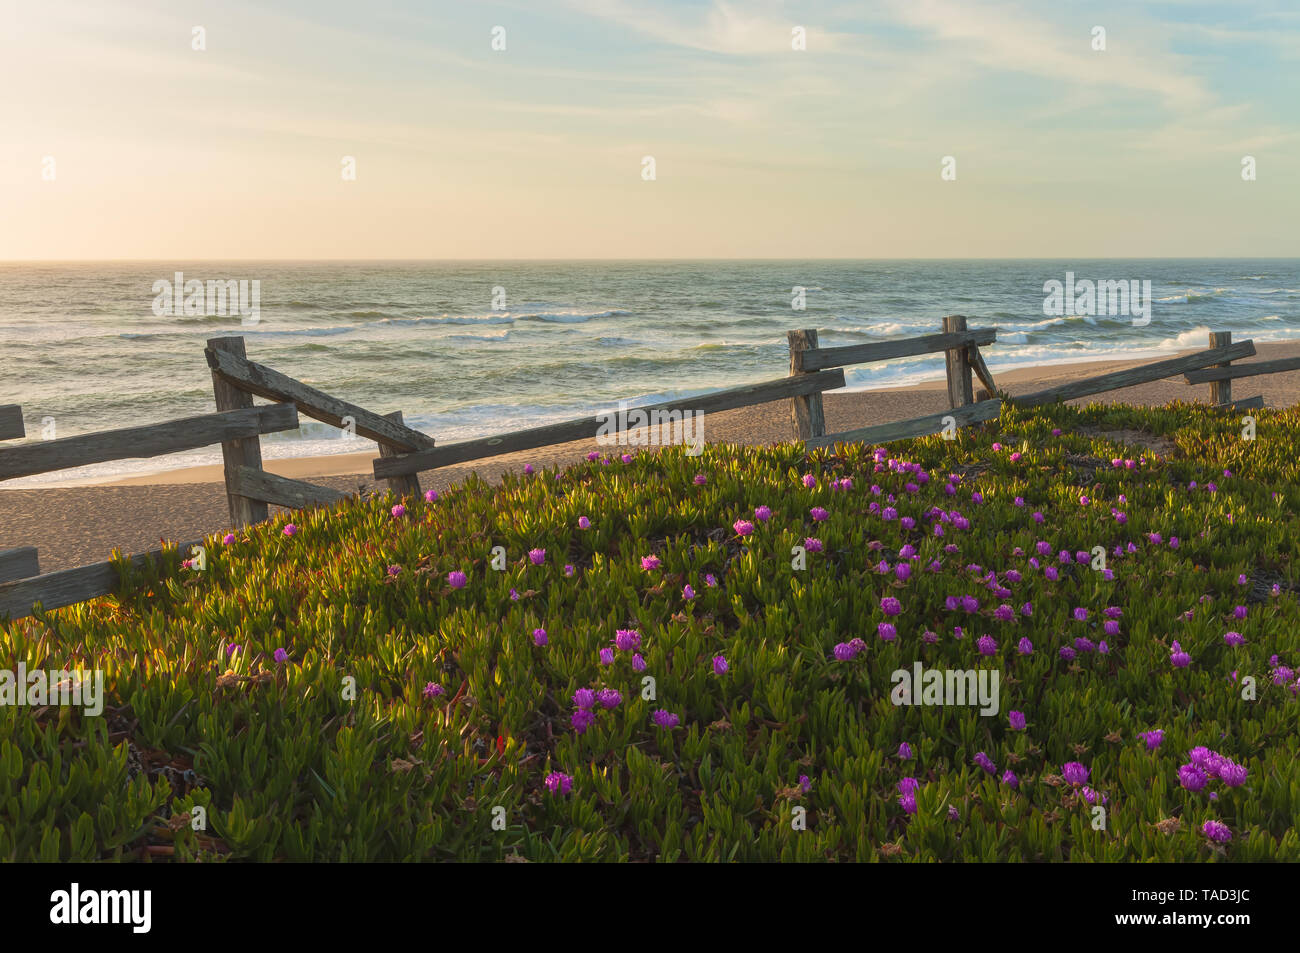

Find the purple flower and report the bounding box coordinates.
[899,793,918,815]
[387,564,402,577]
[447,570,467,589]
[712,655,728,675]
[801,474,817,489]
[810,506,829,522]
[222,533,236,545]
[532,628,548,646]
[1017,637,1033,655]
[423,681,443,698]
[1061,762,1089,786]
[754,505,772,522]
[898,742,913,759]
[799,774,812,793]
[1178,763,1208,791]
[545,771,573,795]
[878,622,897,642]
[614,628,641,652]
[1139,729,1164,751]
[898,777,921,795]
[833,642,857,661]
[528,548,546,566]
[1170,641,1191,668]
[571,706,595,737]
[974,752,997,774]
[524,464,535,475]
[1224,631,1244,647]
[1233,605,1247,620]
[573,688,596,710]
[977,635,997,656]
[683,584,695,600]
[1001,770,1019,789]
[704,574,718,587]
[391,504,406,518]
[733,519,754,537]
[1219,762,1248,787]
[804,538,823,553]
[226,643,240,657]
[1021,602,1033,617]
[424,489,439,502]
[895,563,911,582]
[631,653,646,672]
[599,648,614,666]
[1072,607,1088,622]
[273,647,289,664]
[1059,646,1076,661]
[578,516,591,529]
[641,555,661,570]
[1009,710,1026,731]
[1202,820,1232,844]
[652,709,679,729]
[283,523,297,537]
[597,689,622,710]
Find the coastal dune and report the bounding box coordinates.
[4,341,1300,573]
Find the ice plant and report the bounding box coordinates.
[652,709,679,729]
[733,519,754,537]
[528,548,545,565]
[712,656,728,675]
[283,523,297,537]
[1170,641,1191,668]
[578,516,591,529]
[222,533,236,545]
[532,628,548,646]
[1061,762,1088,786]
[391,504,405,518]
[424,489,438,502]
[447,570,467,589]
[1139,729,1164,751]
[614,628,641,651]
[754,505,771,522]
[544,772,573,796]
[273,647,289,664]
[1202,820,1231,844]
[1009,711,1026,731]
[641,555,661,570]
[423,682,443,699]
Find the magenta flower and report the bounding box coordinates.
[895,563,911,582]
[1219,762,1248,787]
[712,655,728,675]
[222,533,236,545]
[799,774,812,793]
[898,742,913,759]
[1059,646,1077,661]
[693,473,707,485]
[833,642,857,661]
[273,647,288,664]
[641,555,661,570]
[423,681,443,698]
[801,474,816,489]
[1202,820,1231,844]
[1139,729,1164,750]
[569,709,594,733]
[1170,641,1191,668]
[652,709,679,729]
[1233,605,1248,620]
[1061,762,1088,786]
[573,688,596,710]
[878,622,897,642]
[578,516,591,529]
[881,596,902,617]
[524,464,535,475]
[810,506,829,522]
[532,628,548,646]
[974,752,997,774]
[614,628,641,651]
[1178,764,1208,791]
[1008,710,1026,731]
[596,689,622,710]
[631,653,646,672]
[424,489,438,502]
[804,538,823,553]
[1017,637,1033,655]
[564,564,575,577]
[705,574,718,587]
[1223,631,1244,646]
[620,454,632,464]
[447,570,467,589]
[226,643,240,657]
[977,635,996,656]
[283,523,297,537]
[599,648,614,665]
[544,771,573,795]
[1001,770,1019,788]
[391,504,406,518]
[528,548,546,566]
[754,505,772,522]
[683,584,695,600]
[387,564,401,577]
[733,519,754,537]
[994,604,1014,622]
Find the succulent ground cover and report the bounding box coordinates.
[2,399,1298,861]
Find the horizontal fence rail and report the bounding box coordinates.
[809,399,1002,449]
[1184,355,1300,385]
[0,542,195,621]
[794,329,998,374]
[231,466,347,509]
[0,404,299,482]
[1011,341,1257,408]
[374,368,847,479]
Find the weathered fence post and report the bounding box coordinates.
[1209,331,1231,407]
[788,329,826,440]
[208,336,270,528]
[379,411,422,498]
[943,315,974,408]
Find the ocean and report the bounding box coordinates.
[2,259,1297,485]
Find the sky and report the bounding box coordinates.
[2,0,1298,259]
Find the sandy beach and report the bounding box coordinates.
[5,340,1300,573]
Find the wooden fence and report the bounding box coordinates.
[1,321,1291,621]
